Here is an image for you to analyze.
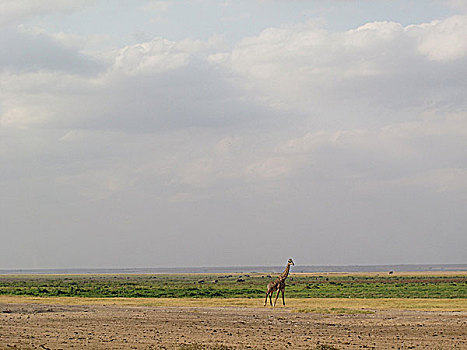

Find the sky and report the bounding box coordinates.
[1,0,466,269]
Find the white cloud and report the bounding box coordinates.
[112,38,190,76]
[4,15,466,133]
[272,112,467,193]
[0,70,96,127]
[2,15,466,195]
[0,28,258,130]
[408,16,467,61]
[109,35,228,77]
[211,16,467,125]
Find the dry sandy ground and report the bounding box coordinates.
[1,302,466,350]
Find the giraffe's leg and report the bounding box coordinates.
[264,292,269,306]
[269,293,273,306]
[273,290,280,307]
[281,289,285,306]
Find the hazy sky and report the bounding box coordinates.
[1,0,466,268]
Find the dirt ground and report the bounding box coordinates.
[0,303,466,350]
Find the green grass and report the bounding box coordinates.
[0,274,465,299]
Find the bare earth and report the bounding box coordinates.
[1,302,466,350]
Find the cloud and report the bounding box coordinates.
[409,16,467,61]
[273,112,467,193]
[4,15,466,133]
[211,16,467,126]
[1,35,278,132]
[2,16,466,196]
[111,38,191,75]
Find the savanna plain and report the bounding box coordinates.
[0,272,466,349]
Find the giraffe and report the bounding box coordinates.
[264,258,294,307]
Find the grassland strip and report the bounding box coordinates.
[1,273,466,299]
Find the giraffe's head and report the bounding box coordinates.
[288,258,294,266]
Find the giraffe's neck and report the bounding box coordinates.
[279,263,291,281]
